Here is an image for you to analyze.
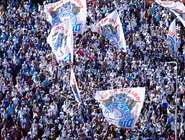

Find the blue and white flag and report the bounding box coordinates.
[44,0,87,34]
[91,10,127,52]
[47,21,73,64]
[70,68,82,103]
[170,9,185,27]
[95,88,145,129]
[167,19,177,57]
[155,0,185,14]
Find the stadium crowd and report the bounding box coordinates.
[0,0,185,139]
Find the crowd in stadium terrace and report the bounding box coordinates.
[0,0,185,140]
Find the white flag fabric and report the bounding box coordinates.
[155,0,185,14]
[95,87,145,129]
[47,21,73,64]
[91,10,127,51]
[70,68,82,103]
[44,0,87,34]
[170,9,185,27]
[167,19,177,56]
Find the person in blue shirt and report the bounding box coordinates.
[6,104,13,116]
[151,4,156,16]
[167,115,173,125]
[28,0,33,10]
[1,32,7,42]
[126,73,132,83]
[78,115,84,124]
[11,0,16,8]
[30,66,37,76]
[3,94,9,108]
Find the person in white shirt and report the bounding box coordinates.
[12,95,19,107]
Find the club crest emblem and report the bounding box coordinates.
[49,1,81,26]
[102,93,137,121]
[54,42,63,51]
[101,24,120,46]
[52,32,67,51]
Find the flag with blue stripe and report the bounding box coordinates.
[70,68,82,103]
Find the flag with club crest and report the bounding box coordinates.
[95,87,145,129]
[44,0,87,34]
[47,21,73,65]
[91,10,127,51]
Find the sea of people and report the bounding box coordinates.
[0,0,185,140]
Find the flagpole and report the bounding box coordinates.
[166,60,178,140]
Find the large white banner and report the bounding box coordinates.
[70,68,82,103]
[47,21,73,64]
[167,19,177,56]
[44,0,87,34]
[95,88,145,129]
[91,10,127,52]
[155,0,185,14]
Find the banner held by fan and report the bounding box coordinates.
[170,9,185,27]
[47,21,73,65]
[167,19,177,57]
[44,0,87,34]
[155,0,185,14]
[95,88,145,129]
[91,10,127,52]
[70,68,82,104]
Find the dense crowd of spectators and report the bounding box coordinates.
[0,0,185,139]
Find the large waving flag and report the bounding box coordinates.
[44,0,87,34]
[70,68,82,103]
[95,87,145,129]
[167,19,177,56]
[170,9,185,27]
[155,0,185,14]
[91,10,127,52]
[47,21,73,65]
